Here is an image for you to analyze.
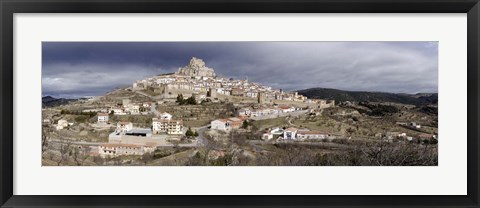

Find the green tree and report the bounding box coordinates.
[194,131,199,137]
[186,96,197,105]
[242,120,249,129]
[185,127,194,137]
[176,94,184,105]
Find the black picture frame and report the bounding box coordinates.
[1,0,479,207]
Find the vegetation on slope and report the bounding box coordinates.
[297,88,437,105]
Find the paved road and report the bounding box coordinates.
[194,125,211,147]
[150,103,160,116]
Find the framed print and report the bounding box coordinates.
[1,0,479,207]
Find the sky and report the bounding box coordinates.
[42,42,438,98]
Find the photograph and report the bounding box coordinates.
[41,42,438,166]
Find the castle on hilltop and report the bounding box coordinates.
[176,57,216,77]
[132,57,334,108]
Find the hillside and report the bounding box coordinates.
[297,88,437,105]
[42,96,78,107]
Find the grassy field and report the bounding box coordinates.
[157,103,235,127]
[291,115,348,134]
[251,117,289,130]
[293,106,438,138]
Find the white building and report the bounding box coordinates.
[98,143,155,157]
[126,104,140,115]
[113,108,126,115]
[152,118,183,135]
[283,127,298,140]
[156,77,175,84]
[132,104,141,114]
[237,108,251,117]
[246,91,258,98]
[56,119,70,130]
[250,110,261,117]
[116,122,133,134]
[97,113,109,123]
[211,119,231,131]
[262,132,273,140]
[296,131,329,140]
[43,119,52,125]
[159,112,173,120]
[279,106,296,113]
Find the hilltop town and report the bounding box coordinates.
[42,57,438,166]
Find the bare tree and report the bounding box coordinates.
[56,141,72,166]
[41,128,50,152]
[93,155,105,166]
[72,146,91,166]
[140,153,153,166]
[72,146,80,166]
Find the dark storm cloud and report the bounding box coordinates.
[42,42,438,98]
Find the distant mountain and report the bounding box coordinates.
[297,88,437,105]
[42,96,78,107]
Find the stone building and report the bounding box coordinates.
[207,87,217,98]
[258,92,270,104]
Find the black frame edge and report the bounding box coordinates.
[0,0,14,207]
[467,1,480,207]
[1,0,479,208]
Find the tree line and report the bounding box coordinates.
[176,94,197,105]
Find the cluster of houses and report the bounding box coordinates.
[280,127,332,141]
[101,112,184,157]
[111,112,183,137]
[81,99,153,116]
[382,131,437,142]
[131,57,324,104]
[110,99,152,115]
[261,127,333,141]
[262,127,437,143]
[133,72,308,103]
[237,105,299,118]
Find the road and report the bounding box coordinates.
[134,90,163,100]
[49,138,102,146]
[248,139,352,150]
[194,125,211,147]
[48,138,199,148]
[150,102,160,116]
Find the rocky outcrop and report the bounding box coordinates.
[177,57,216,77]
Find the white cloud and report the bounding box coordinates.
[42,63,167,98]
